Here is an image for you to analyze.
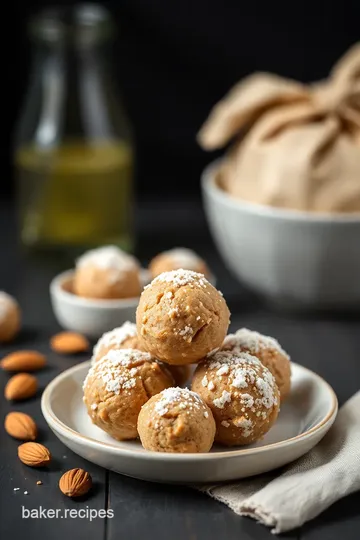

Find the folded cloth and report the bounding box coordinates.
[200,391,360,534]
[198,44,360,214]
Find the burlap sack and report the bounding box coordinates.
[198,44,360,213]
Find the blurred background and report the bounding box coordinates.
[0,0,359,349]
[2,0,360,312]
[4,0,360,204]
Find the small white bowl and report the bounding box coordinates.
[49,269,151,338]
[41,360,337,484]
[202,160,360,309]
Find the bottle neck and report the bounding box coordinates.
[16,37,127,149]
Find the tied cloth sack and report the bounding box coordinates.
[198,44,360,213]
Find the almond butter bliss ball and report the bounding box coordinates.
[91,321,142,364]
[83,348,173,440]
[149,248,210,279]
[138,387,215,453]
[136,269,230,365]
[74,245,141,299]
[192,350,280,446]
[222,328,291,400]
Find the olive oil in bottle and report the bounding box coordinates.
[16,141,133,251]
[15,6,134,255]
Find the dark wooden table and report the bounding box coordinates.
[0,202,359,540]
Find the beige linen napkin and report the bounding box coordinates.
[200,391,360,534]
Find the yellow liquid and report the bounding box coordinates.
[16,141,133,252]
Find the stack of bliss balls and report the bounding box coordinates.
[83,269,290,453]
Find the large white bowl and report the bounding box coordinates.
[41,360,337,484]
[202,161,360,309]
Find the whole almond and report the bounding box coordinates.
[4,411,38,440]
[18,442,51,467]
[4,372,38,401]
[1,350,46,372]
[50,332,89,355]
[59,468,92,497]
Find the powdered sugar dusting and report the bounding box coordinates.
[223,328,289,359]
[177,326,193,340]
[150,269,209,289]
[153,387,209,419]
[84,348,153,395]
[199,350,278,438]
[92,321,137,362]
[168,307,179,318]
[255,370,279,409]
[233,417,253,437]
[208,350,261,372]
[77,246,138,274]
[232,369,248,389]
[216,365,229,376]
[240,393,255,408]
[213,390,232,409]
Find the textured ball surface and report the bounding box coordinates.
[91,322,191,386]
[222,328,291,400]
[136,270,230,365]
[192,350,280,446]
[73,245,141,299]
[138,387,215,453]
[92,322,142,363]
[83,349,173,440]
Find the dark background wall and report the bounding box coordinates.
[3,0,360,200]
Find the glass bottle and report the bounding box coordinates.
[14,4,134,255]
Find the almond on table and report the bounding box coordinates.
[59,468,92,497]
[4,373,38,401]
[50,331,90,354]
[4,411,38,441]
[18,442,51,467]
[0,350,46,372]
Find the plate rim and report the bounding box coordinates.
[41,360,338,461]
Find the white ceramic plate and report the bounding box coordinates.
[41,361,337,484]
